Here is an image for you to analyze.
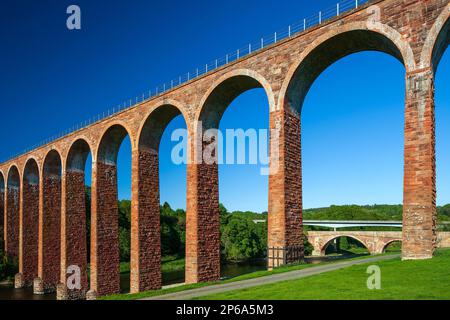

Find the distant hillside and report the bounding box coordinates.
[227,204,450,223]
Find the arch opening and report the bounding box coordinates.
[435,25,450,230]
[383,240,402,253]
[64,139,92,299]
[137,104,188,290]
[6,166,20,261]
[194,73,271,281]
[431,15,450,74]
[285,30,405,115]
[21,159,39,286]
[94,124,131,296]
[322,236,370,256]
[41,150,62,293]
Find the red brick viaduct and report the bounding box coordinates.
[0,0,449,299]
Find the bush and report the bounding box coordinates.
[0,248,18,281]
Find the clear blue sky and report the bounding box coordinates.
[0,0,449,212]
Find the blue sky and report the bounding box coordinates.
[0,0,449,212]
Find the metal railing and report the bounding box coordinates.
[268,245,304,268]
[0,0,370,164]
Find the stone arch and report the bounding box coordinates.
[321,235,370,256]
[97,123,133,165]
[38,149,62,294]
[91,123,132,297]
[381,239,402,254]
[186,69,274,283]
[195,69,276,128]
[420,3,450,72]
[66,137,94,170]
[279,21,414,115]
[5,165,20,258]
[61,138,93,299]
[131,101,189,292]
[20,158,40,286]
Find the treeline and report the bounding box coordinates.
[116,201,269,262]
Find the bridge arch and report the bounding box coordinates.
[90,123,133,297]
[131,101,189,292]
[186,69,274,283]
[195,69,276,127]
[279,21,413,115]
[60,138,93,299]
[320,235,370,256]
[19,158,40,287]
[5,165,20,259]
[381,239,402,254]
[420,3,450,72]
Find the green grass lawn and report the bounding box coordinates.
[196,249,450,300]
[100,253,395,300]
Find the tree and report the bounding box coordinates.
[221,216,265,262]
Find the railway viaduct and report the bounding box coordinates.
[0,0,449,299]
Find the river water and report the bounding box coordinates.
[0,254,364,300]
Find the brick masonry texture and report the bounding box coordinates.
[0,0,448,298]
[6,187,19,258]
[40,176,61,292]
[131,149,162,293]
[21,182,39,285]
[91,162,121,297]
[63,171,88,299]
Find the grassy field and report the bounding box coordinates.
[196,249,450,300]
[100,253,393,300]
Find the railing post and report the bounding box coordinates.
[356,0,358,8]
[288,25,291,37]
[337,3,340,16]
[319,11,322,24]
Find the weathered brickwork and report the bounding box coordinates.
[0,0,447,299]
[21,182,39,286]
[90,162,120,297]
[186,160,221,284]
[40,175,61,292]
[63,171,88,299]
[6,187,20,259]
[130,149,162,293]
[403,69,437,259]
[268,108,303,267]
